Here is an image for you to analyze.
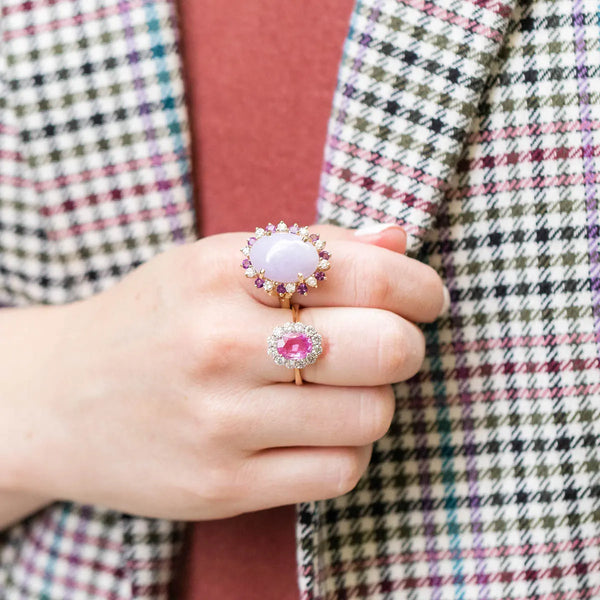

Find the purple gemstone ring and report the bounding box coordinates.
[241,221,331,304]
[267,305,323,385]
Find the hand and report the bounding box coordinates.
[2,225,446,521]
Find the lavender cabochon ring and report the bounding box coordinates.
[241,221,330,384]
[241,221,331,307]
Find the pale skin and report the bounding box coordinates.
[0,224,447,529]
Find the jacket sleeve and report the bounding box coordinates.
[317,0,519,256]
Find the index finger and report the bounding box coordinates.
[244,238,447,323]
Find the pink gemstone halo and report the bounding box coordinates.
[267,322,323,369]
[241,221,331,300]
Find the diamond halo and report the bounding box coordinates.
[241,221,331,300]
[267,322,323,369]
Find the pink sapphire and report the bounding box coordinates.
[319,251,330,259]
[242,258,251,268]
[248,237,257,246]
[310,233,320,242]
[255,277,264,288]
[277,333,313,360]
[315,271,325,281]
[266,223,276,233]
[289,224,299,234]
[297,283,308,295]
[276,283,286,294]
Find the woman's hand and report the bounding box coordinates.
[0,225,446,521]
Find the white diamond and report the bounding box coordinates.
[319,259,330,270]
[245,267,256,277]
[306,276,317,287]
[255,227,265,237]
[241,247,250,256]
[315,240,325,250]
[276,221,288,232]
[264,281,274,291]
[299,227,309,236]
[285,282,296,293]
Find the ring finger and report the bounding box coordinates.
[256,305,426,386]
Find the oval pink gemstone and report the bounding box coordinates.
[277,333,313,360]
[250,233,319,282]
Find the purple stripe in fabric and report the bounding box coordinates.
[438,218,490,599]
[573,0,600,359]
[409,378,443,598]
[318,0,386,220]
[117,0,185,242]
[63,505,93,600]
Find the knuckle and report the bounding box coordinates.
[196,397,246,446]
[189,323,249,378]
[334,449,368,496]
[357,387,395,443]
[420,265,445,321]
[376,316,426,381]
[186,464,234,505]
[406,326,426,378]
[346,254,390,307]
[375,315,408,380]
[363,265,393,307]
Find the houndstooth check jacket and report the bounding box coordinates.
[1,0,600,598]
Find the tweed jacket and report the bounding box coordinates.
[1,1,600,599]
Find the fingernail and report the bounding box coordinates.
[354,223,401,236]
[440,285,450,317]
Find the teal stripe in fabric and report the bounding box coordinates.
[427,321,466,599]
[40,504,71,599]
[143,2,192,204]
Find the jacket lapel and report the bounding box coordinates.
[316,0,519,255]
[0,1,191,597]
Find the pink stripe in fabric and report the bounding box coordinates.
[2,0,148,39]
[327,135,447,189]
[47,201,190,240]
[40,177,187,217]
[470,119,600,143]
[396,0,504,42]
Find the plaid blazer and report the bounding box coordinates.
[1,0,600,599]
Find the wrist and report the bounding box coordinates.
[0,303,74,495]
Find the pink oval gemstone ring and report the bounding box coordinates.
[268,304,322,385]
[241,221,331,302]
[267,322,323,371]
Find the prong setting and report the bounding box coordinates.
[240,221,331,299]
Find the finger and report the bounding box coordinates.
[211,229,445,322]
[236,384,394,450]
[303,240,444,322]
[258,306,426,386]
[310,223,407,254]
[241,237,445,323]
[235,445,373,512]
